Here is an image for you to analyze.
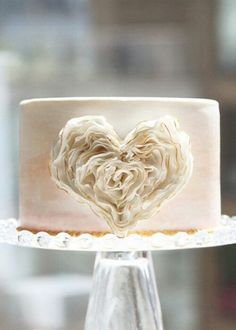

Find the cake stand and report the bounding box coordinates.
[0,215,236,330]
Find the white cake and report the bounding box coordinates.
[19,97,221,237]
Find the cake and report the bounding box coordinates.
[19,97,221,237]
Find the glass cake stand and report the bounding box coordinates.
[0,215,236,330]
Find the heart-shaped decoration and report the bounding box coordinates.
[50,115,193,237]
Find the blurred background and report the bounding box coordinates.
[0,0,235,329]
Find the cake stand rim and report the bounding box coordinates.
[0,215,235,252]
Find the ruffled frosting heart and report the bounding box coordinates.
[50,115,193,237]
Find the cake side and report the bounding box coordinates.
[19,98,221,235]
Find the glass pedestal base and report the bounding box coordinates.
[1,217,236,329]
[85,251,163,330]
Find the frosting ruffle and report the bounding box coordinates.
[50,115,193,237]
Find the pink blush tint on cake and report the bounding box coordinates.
[19,97,221,236]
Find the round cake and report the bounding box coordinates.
[19,97,221,237]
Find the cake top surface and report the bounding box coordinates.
[21,96,219,108]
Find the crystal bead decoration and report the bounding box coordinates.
[0,216,235,251]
